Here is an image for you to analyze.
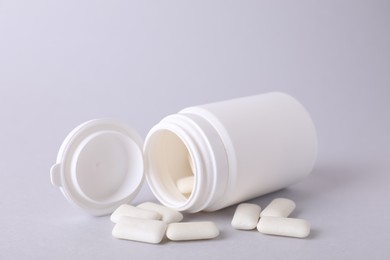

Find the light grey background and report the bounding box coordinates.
[1,0,389,259]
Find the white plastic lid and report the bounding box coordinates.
[50,119,144,216]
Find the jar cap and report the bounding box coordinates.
[50,119,144,216]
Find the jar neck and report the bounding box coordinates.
[143,111,229,212]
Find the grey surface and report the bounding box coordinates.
[1,0,389,259]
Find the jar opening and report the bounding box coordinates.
[145,129,195,207]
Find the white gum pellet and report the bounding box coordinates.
[110,204,162,223]
[166,221,219,241]
[231,203,261,230]
[176,176,194,195]
[112,217,167,244]
[257,216,310,238]
[137,202,183,223]
[260,198,296,218]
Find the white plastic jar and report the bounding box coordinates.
[51,92,317,215]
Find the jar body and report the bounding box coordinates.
[144,92,317,212]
